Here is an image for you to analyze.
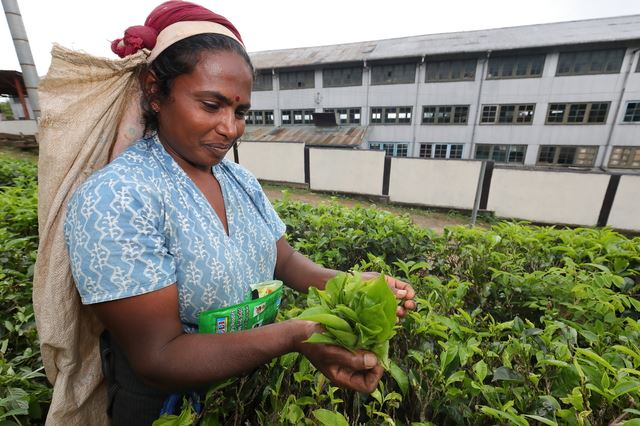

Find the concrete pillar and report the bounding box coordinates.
[2,0,40,118]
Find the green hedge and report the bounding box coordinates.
[1,158,639,425]
[0,157,49,425]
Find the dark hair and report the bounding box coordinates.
[141,32,254,134]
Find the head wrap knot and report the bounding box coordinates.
[111,25,158,58]
[110,0,243,58]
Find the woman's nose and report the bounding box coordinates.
[215,109,240,140]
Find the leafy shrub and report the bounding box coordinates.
[1,157,639,426]
[191,206,640,425]
[273,194,434,271]
[0,156,50,425]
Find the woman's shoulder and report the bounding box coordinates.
[70,139,161,204]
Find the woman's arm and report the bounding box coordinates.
[273,238,337,292]
[91,284,383,393]
[274,238,417,316]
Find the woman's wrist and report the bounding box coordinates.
[287,319,321,353]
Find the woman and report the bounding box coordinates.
[63,1,415,424]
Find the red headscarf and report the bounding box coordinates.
[111,1,243,58]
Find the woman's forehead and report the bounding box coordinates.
[195,50,252,79]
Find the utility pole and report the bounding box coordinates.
[2,0,40,119]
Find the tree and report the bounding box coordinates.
[0,100,15,120]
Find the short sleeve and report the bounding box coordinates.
[64,174,176,304]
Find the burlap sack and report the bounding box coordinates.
[34,44,147,425]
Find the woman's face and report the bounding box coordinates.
[155,50,253,171]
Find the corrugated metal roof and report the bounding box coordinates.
[249,15,640,69]
[241,126,367,147]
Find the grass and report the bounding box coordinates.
[0,146,38,163]
[261,182,495,231]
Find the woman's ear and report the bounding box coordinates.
[142,70,159,98]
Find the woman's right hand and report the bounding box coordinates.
[292,320,384,394]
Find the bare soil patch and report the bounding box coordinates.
[263,184,489,234]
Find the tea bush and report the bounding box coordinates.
[191,206,640,425]
[0,157,639,425]
[0,157,50,425]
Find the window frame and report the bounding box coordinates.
[608,146,640,169]
[323,107,362,125]
[370,62,417,85]
[421,105,470,125]
[474,144,527,164]
[425,59,477,82]
[245,110,274,125]
[252,72,273,91]
[545,102,611,125]
[279,70,315,90]
[486,55,546,79]
[536,145,599,167]
[556,48,625,76]
[322,66,363,88]
[622,101,640,123]
[280,109,315,125]
[480,104,536,125]
[369,142,409,157]
[419,143,465,159]
[370,106,413,125]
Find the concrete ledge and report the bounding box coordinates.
[0,120,37,136]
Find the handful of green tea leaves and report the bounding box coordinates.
[297,272,398,369]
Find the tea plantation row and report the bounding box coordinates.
[0,156,638,425]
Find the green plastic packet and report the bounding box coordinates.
[198,280,283,334]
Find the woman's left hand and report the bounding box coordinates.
[360,272,416,318]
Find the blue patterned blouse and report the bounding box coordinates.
[64,136,286,331]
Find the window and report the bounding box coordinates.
[252,72,273,91]
[370,106,412,125]
[369,142,409,157]
[422,105,469,124]
[481,104,535,124]
[323,107,361,124]
[537,145,598,167]
[419,143,464,159]
[425,59,476,82]
[487,55,545,79]
[281,109,314,125]
[623,102,640,122]
[322,66,363,87]
[245,110,274,125]
[279,70,315,90]
[557,49,625,76]
[545,102,610,124]
[371,63,416,85]
[475,144,526,163]
[609,146,640,169]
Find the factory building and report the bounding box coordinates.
[245,15,640,170]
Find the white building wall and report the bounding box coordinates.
[249,90,276,111]
[320,86,368,110]
[607,175,640,231]
[231,141,640,231]
[0,119,37,135]
[487,168,610,226]
[388,158,481,209]
[237,141,305,184]
[277,88,317,110]
[308,148,385,195]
